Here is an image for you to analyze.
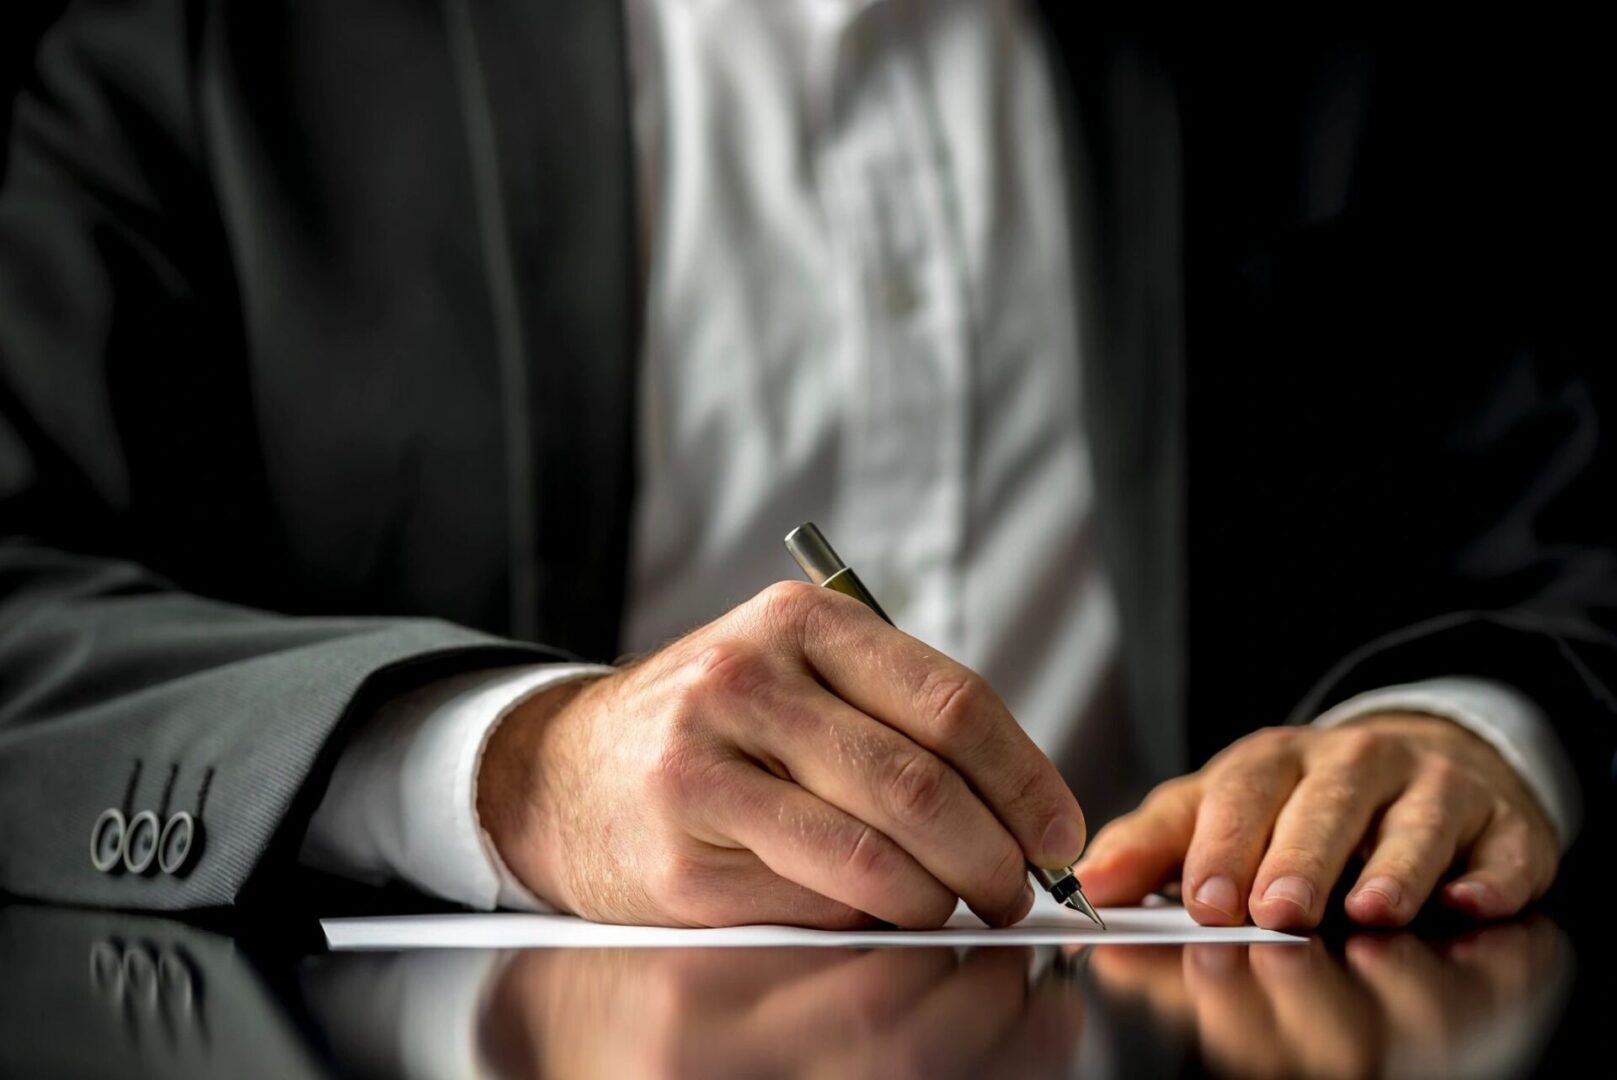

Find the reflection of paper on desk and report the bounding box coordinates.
[323,894,1305,950]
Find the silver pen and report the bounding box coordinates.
[785,522,1106,930]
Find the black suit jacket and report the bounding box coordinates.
[1,1,1612,911]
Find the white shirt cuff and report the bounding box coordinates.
[1311,676,1582,848]
[300,662,613,910]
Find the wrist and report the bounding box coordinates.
[477,676,600,912]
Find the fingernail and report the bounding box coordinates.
[1193,876,1239,919]
[1262,876,1315,913]
[1015,880,1036,921]
[1354,876,1402,909]
[1447,881,1485,906]
[1041,815,1084,865]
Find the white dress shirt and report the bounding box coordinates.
[300,0,1580,910]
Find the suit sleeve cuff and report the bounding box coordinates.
[300,662,613,910]
[1310,676,1582,849]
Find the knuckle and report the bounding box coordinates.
[1488,804,1535,848]
[1419,754,1463,787]
[686,640,771,703]
[1210,769,1281,811]
[1240,726,1297,756]
[649,741,723,808]
[1001,759,1063,831]
[1420,755,1482,802]
[1392,796,1451,840]
[884,751,954,828]
[1329,726,1388,768]
[753,579,823,634]
[1264,843,1329,883]
[837,821,898,885]
[918,669,991,748]
[1307,773,1362,813]
[1197,806,1258,853]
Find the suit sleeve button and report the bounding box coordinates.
[158,811,196,875]
[123,811,160,874]
[90,809,126,873]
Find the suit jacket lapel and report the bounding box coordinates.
[443,0,639,658]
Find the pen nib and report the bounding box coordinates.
[1063,890,1106,930]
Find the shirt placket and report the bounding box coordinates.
[819,6,970,654]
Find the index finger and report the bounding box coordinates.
[768,582,1086,869]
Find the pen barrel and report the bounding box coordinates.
[820,568,893,626]
[785,522,892,623]
[783,522,844,585]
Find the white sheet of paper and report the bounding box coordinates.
[323,894,1305,950]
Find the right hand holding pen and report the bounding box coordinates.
[477,581,1086,928]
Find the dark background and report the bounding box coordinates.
[1,1,66,163]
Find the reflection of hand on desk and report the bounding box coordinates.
[307,916,1572,1079]
[1085,918,1570,1079]
[480,946,1083,1080]
[0,895,1588,1078]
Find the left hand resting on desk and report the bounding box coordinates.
[1073,714,1558,929]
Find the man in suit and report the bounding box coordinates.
[1,1,1610,930]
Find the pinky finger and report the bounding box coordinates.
[704,763,959,929]
[1441,812,1555,920]
[670,846,883,930]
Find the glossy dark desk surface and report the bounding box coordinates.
[1,903,1604,1079]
